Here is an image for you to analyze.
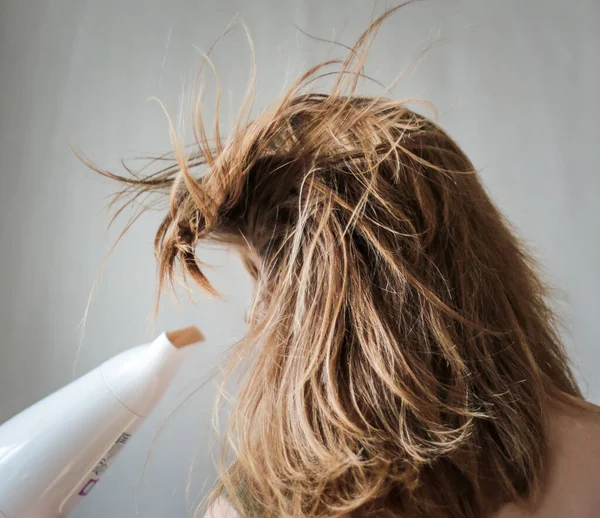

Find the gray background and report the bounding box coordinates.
[0,1,598,516]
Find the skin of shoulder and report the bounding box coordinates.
[204,497,241,518]
[494,399,600,518]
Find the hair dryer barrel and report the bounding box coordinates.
[0,327,204,518]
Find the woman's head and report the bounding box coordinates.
[94,7,584,518]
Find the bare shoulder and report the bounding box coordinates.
[534,399,600,516]
[549,398,600,455]
[203,497,241,518]
[494,399,600,518]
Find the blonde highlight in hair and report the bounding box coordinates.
[90,5,587,517]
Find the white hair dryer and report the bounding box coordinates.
[0,326,204,518]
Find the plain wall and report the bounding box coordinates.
[0,0,598,516]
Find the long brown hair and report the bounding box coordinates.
[89,6,586,517]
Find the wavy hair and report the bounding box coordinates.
[89,6,587,517]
